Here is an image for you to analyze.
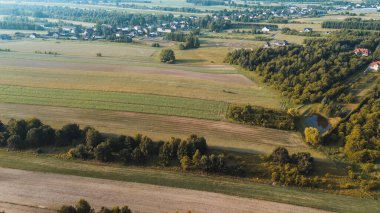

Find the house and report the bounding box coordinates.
[29,33,37,39]
[354,48,371,56]
[262,27,270,33]
[369,61,380,71]
[304,28,313,33]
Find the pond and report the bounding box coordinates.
[303,114,332,134]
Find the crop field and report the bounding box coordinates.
[0,40,284,111]
[0,151,379,213]
[0,167,331,213]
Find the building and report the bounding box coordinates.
[369,61,380,71]
[262,27,270,33]
[354,48,371,56]
[304,28,313,33]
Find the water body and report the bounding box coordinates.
[304,114,332,133]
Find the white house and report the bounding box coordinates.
[262,27,270,33]
[369,61,380,71]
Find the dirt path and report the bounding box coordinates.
[0,167,331,213]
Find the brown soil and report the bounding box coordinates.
[0,167,331,213]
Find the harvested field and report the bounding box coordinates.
[0,167,331,213]
[0,103,322,157]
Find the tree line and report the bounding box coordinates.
[58,199,132,213]
[227,105,296,131]
[165,32,200,50]
[322,19,380,31]
[0,117,246,177]
[224,32,379,104]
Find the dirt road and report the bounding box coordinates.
[0,167,331,213]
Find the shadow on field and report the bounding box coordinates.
[175,58,207,64]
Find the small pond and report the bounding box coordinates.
[303,114,332,134]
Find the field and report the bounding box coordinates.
[0,39,284,113]
[0,151,379,213]
[0,167,330,213]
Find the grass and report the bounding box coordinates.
[0,149,379,213]
[0,39,284,109]
[0,84,228,120]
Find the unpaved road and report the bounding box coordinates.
[0,167,331,213]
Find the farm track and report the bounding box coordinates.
[0,167,331,213]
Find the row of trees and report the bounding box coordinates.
[165,32,200,50]
[58,199,132,213]
[0,117,246,177]
[227,105,296,130]
[225,32,378,104]
[322,19,380,31]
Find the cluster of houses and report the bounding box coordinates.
[18,19,197,41]
[354,48,380,71]
[220,5,327,22]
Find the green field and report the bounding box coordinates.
[0,84,227,120]
[0,150,378,213]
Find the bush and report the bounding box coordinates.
[160,49,175,63]
[270,147,290,164]
[151,42,160,47]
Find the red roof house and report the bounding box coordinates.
[369,61,380,71]
[354,48,371,56]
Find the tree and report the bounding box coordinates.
[180,155,191,171]
[160,49,175,63]
[85,128,103,148]
[58,205,77,213]
[26,117,43,130]
[270,147,290,164]
[26,127,43,147]
[94,141,113,162]
[192,149,201,168]
[304,127,320,145]
[7,135,24,150]
[56,123,82,146]
[75,199,94,213]
[131,147,145,164]
[7,118,27,139]
[159,142,171,166]
[139,136,154,157]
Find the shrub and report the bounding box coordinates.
[159,49,175,63]
[270,147,290,164]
